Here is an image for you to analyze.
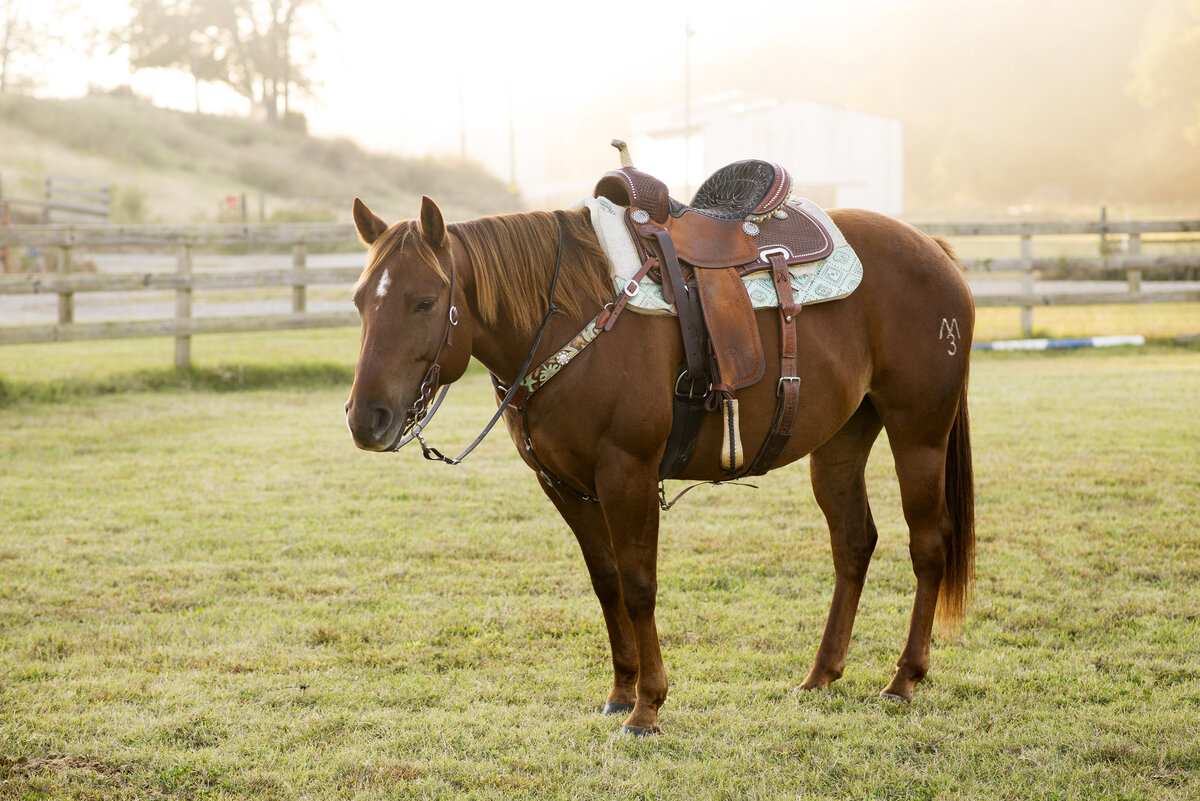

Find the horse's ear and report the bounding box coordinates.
[352,197,388,246]
[419,195,447,247]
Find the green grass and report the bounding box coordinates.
[0,329,361,405]
[1,339,1199,799]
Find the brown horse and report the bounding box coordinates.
[345,195,975,735]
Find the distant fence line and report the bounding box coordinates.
[0,218,1198,368]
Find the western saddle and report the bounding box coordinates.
[593,140,834,479]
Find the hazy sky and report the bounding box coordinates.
[34,0,1194,213]
[42,0,893,184]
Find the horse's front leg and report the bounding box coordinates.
[594,448,667,735]
[537,476,638,716]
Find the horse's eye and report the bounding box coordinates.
[414,298,437,313]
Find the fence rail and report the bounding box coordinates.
[1,219,1198,367]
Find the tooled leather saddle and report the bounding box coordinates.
[593,140,835,479]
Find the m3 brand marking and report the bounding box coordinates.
[940,318,961,355]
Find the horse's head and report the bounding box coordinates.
[344,196,473,451]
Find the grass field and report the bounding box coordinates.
[1,331,1199,799]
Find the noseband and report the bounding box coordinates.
[395,220,566,464]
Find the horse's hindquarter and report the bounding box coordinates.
[832,209,975,413]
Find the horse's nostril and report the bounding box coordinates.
[370,404,393,440]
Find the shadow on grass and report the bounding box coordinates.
[0,363,356,407]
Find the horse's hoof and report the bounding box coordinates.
[879,691,912,705]
[602,702,635,716]
[620,725,660,737]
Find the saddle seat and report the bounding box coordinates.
[593,146,833,272]
[688,158,794,222]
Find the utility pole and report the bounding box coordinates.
[683,9,694,197]
[459,79,467,160]
[508,92,517,195]
[189,37,201,114]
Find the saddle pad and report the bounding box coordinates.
[583,195,863,315]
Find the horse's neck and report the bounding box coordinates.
[455,241,547,386]
[470,316,529,385]
[460,251,598,388]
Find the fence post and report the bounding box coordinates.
[175,239,193,369]
[1020,233,1033,338]
[58,238,75,325]
[1,199,10,274]
[292,241,307,313]
[0,173,8,273]
[1127,232,1142,294]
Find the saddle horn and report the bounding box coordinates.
[611,139,634,168]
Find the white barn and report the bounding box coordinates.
[630,94,904,216]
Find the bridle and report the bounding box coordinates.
[394,219,566,465]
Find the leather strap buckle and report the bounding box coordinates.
[675,371,709,402]
[623,278,640,297]
[777,376,800,396]
[759,246,792,262]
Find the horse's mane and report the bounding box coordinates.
[452,208,613,336]
[354,208,612,337]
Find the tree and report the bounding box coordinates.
[118,0,320,123]
[1,0,72,93]
[1128,0,1200,145]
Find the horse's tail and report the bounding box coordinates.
[932,235,959,266]
[937,379,975,630]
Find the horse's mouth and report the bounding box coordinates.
[347,385,440,454]
[389,408,423,451]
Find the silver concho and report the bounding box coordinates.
[630,209,650,224]
[774,209,789,220]
[742,221,760,236]
[555,351,572,366]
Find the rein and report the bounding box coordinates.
[400,220,567,465]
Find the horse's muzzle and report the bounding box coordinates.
[345,398,405,451]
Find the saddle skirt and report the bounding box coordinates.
[583,195,863,316]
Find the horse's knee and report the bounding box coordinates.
[619,575,657,619]
[589,568,623,608]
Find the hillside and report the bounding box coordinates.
[0,91,521,225]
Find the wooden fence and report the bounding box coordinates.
[0,223,358,368]
[43,175,112,224]
[918,218,1200,338]
[0,218,1198,368]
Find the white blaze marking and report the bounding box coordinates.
[375,269,392,298]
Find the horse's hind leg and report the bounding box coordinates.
[538,478,639,715]
[878,427,955,702]
[801,398,883,691]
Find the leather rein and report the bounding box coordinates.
[395,220,567,465]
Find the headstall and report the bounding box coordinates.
[396,220,567,465]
